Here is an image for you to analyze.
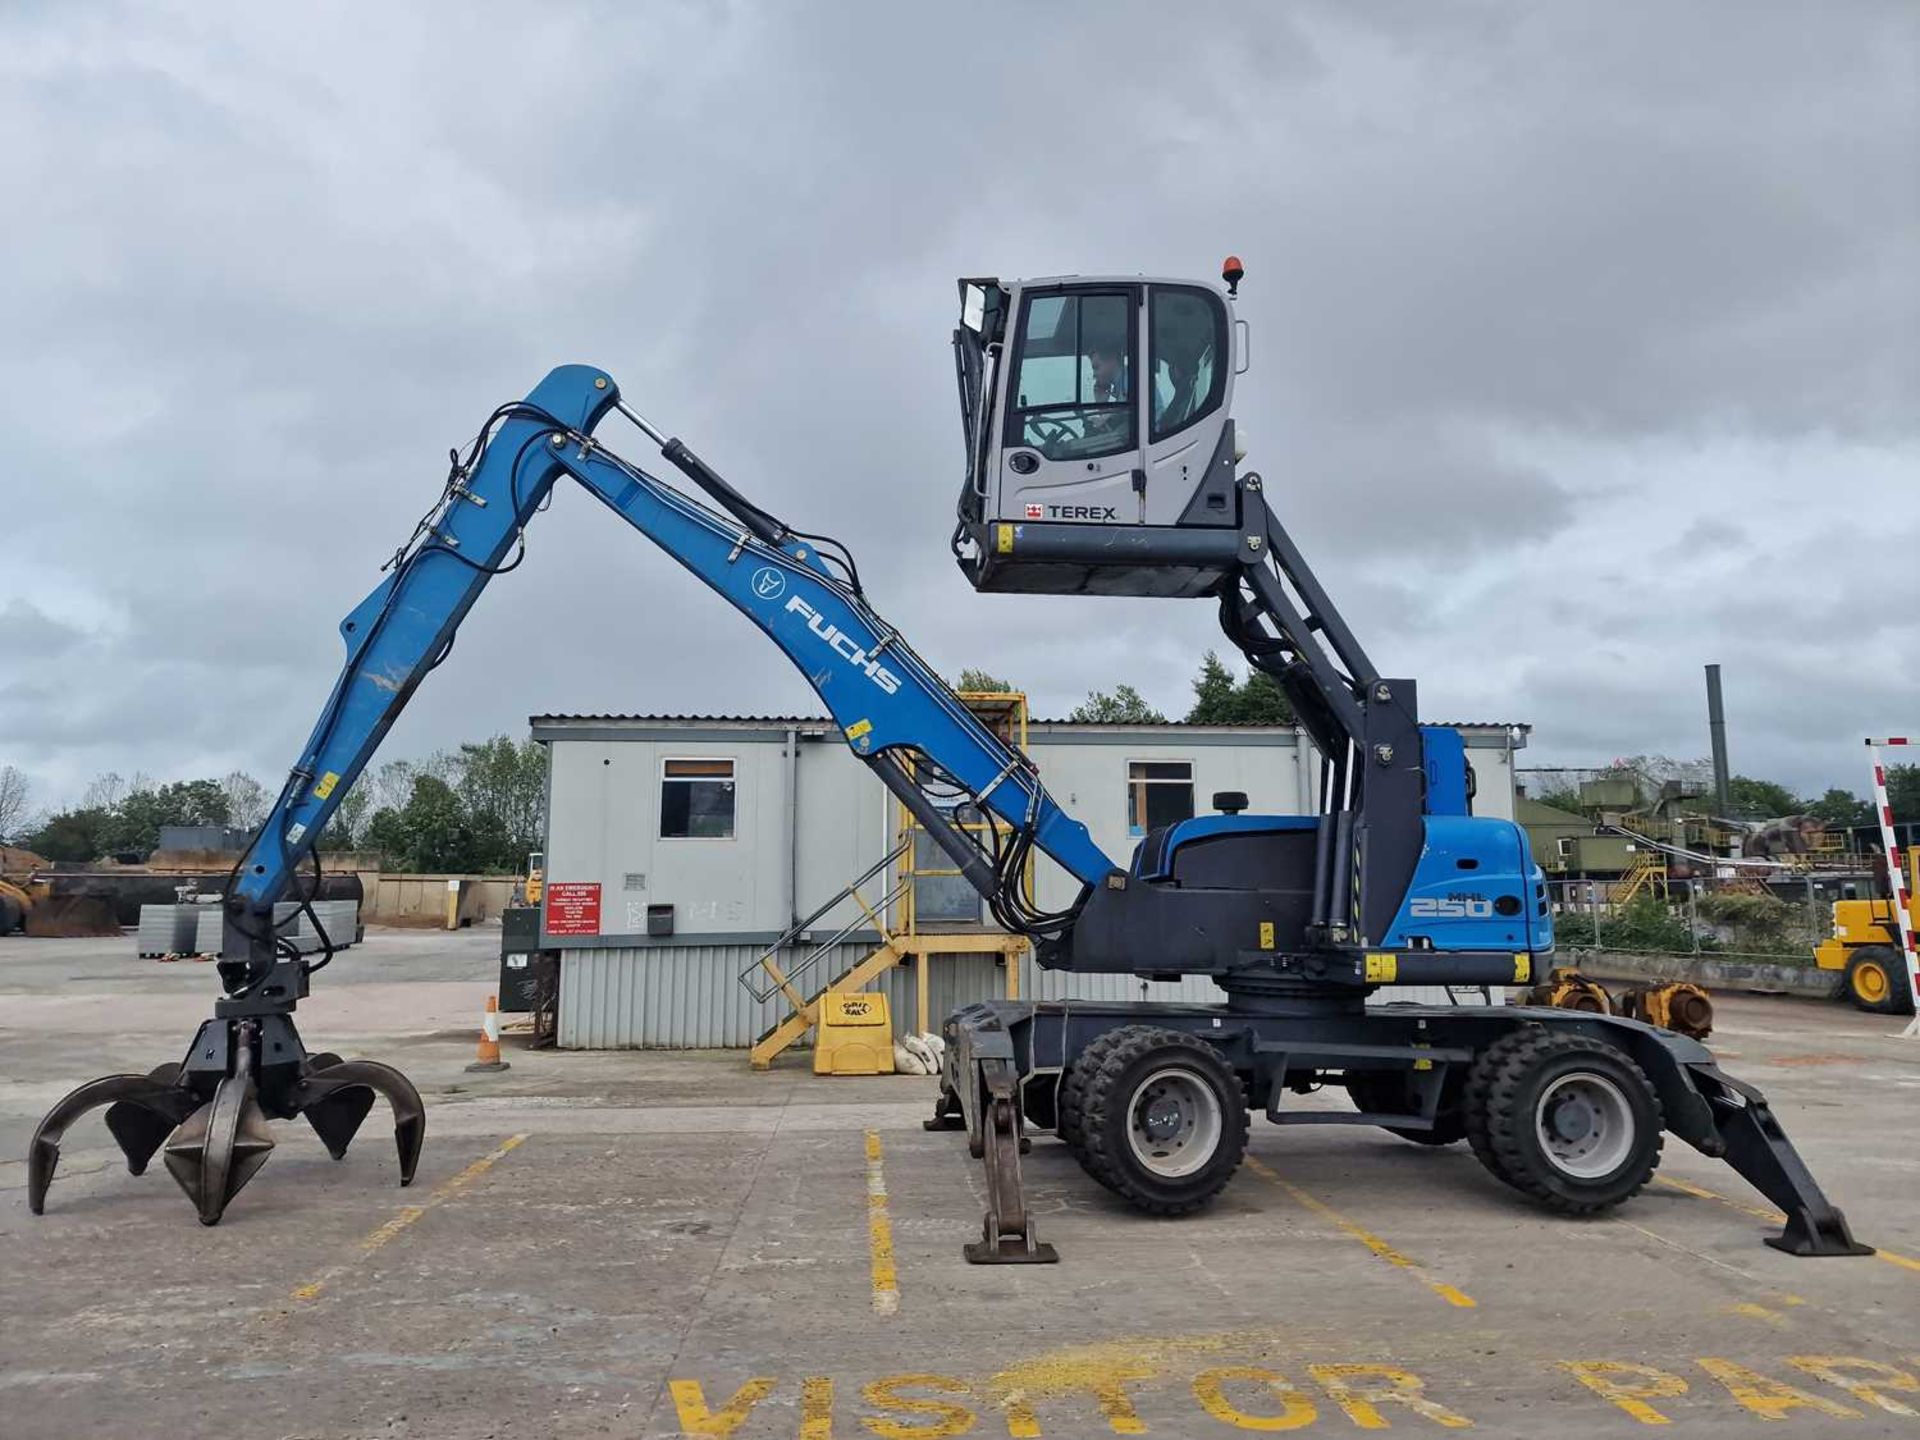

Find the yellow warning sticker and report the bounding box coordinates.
[845,719,873,741]
[1258,921,1275,950]
[1364,953,1398,983]
[996,524,1015,554]
[312,771,340,800]
[1513,953,1532,984]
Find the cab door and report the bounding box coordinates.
[1141,283,1235,526]
[997,285,1148,525]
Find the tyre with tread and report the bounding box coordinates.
[1844,945,1914,1015]
[1077,1025,1248,1215]
[1464,1027,1663,1214]
[1056,1030,1130,1162]
[1347,1071,1467,1146]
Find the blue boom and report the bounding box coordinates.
[232,365,1113,948]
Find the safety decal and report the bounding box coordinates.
[312,771,340,800]
[545,882,601,936]
[996,524,1015,554]
[846,719,873,742]
[1364,953,1398,983]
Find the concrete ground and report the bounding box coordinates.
[2,927,1917,1439]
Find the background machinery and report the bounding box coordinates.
[28,264,1869,1273]
[1815,846,1918,1014]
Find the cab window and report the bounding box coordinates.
[1149,286,1227,442]
[1008,291,1135,461]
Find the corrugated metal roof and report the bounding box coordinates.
[529,713,1528,732]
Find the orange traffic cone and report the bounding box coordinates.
[465,994,511,1073]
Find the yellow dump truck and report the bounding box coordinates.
[1813,848,1917,1013]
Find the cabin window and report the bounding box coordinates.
[1009,290,1136,461]
[661,758,736,839]
[1128,760,1194,836]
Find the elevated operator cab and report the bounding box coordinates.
[953,266,1247,598]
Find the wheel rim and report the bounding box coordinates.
[1126,1067,1223,1178]
[1855,961,1888,1003]
[1534,1072,1634,1180]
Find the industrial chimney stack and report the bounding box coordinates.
[1705,664,1732,815]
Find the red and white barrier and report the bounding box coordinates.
[1865,737,1918,1037]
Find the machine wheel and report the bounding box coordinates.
[1347,1071,1467,1146]
[1844,946,1914,1015]
[1464,1028,1662,1215]
[0,893,22,936]
[1056,1027,1142,1161]
[1055,1054,1095,1160]
[1076,1026,1248,1216]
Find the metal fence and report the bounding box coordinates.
[1543,873,1862,965]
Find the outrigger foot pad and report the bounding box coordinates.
[1683,1063,1872,1258]
[965,1216,1059,1264]
[27,1018,425,1224]
[1769,1206,1873,1258]
[923,1087,966,1132]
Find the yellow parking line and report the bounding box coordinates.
[1654,1174,1920,1275]
[288,1133,528,1303]
[1244,1155,1475,1307]
[864,1129,899,1315]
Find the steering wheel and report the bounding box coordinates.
[1024,416,1077,450]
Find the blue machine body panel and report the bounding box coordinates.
[1134,815,1318,881]
[1419,725,1472,817]
[1380,815,1552,954]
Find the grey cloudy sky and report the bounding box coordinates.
[1,0,1915,813]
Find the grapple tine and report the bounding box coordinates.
[294,1059,426,1186]
[163,1073,275,1226]
[27,1073,201,1215]
[302,1085,376,1160]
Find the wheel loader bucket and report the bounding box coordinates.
[24,895,121,937]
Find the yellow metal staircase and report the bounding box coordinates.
[740,690,1035,1070]
[743,840,909,1071]
[1607,850,1670,905]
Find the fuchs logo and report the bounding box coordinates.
[750,566,785,600]
[784,595,902,695]
[1047,504,1118,521]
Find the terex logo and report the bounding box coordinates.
[1046,504,1118,521]
[784,595,902,695]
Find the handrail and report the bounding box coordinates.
[739,839,911,1004]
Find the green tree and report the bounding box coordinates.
[1185,651,1295,725]
[1804,788,1872,828]
[395,776,476,872]
[319,783,371,852]
[1187,652,1236,721]
[1235,671,1295,725]
[1888,763,1920,824]
[362,805,410,862]
[1068,685,1167,724]
[1726,775,1803,821]
[453,736,545,869]
[26,808,113,863]
[107,779,231,854]
[955,667,1015,692]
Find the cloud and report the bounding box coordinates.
[0,0,1914,811]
